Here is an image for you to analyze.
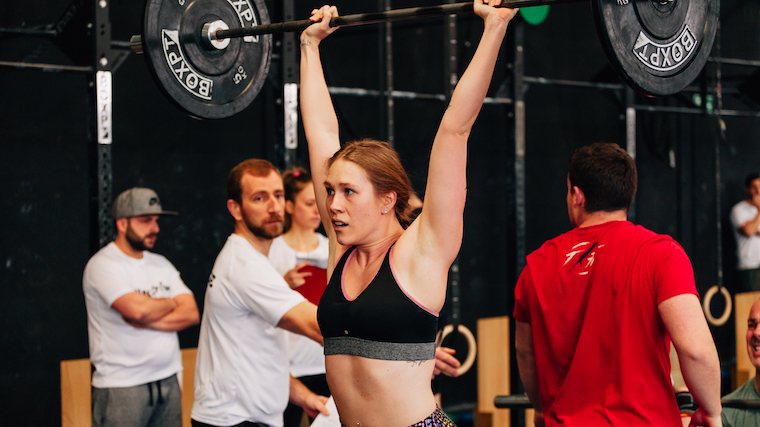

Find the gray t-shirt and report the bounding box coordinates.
[721,377,760,427]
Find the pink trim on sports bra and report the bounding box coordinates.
[338,245,441,317]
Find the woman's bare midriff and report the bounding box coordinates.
[326,354,437,427]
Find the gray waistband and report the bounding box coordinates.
[324,336,436,361]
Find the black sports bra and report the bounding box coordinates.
[317,245,439,361]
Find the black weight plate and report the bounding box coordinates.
[592,0,719,96]
[142,0,272,119]
[179,2,241,76]
[634,0,688,40]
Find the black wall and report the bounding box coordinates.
[2,0,759,425]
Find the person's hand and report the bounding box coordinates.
[301,5,340,45]
[474,0,519,27]
[687,408,722,427]
[533,411,545,427]
[283,261,312,289]
[301,393,330,419]
[433,347,461,378]
[123,317,146,328]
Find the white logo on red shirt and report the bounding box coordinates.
[564,241,605,275]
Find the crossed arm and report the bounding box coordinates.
[113,292,199,332]
[739,210,760,237]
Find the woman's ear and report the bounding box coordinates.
[382,191,397,213]
[285,200,295,215]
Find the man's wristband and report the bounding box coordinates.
[676,391,698,415]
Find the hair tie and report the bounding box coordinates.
[292,172,301,177]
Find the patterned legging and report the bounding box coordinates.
[409,407,456,427]
[342,407,456,427]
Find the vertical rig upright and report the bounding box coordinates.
[90,0,115,252]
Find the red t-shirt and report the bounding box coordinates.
[513,221,697,426]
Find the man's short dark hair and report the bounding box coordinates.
[227,159,280,204]
[568,142,637,213]
[744,173,760,189]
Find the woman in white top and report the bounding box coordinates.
[268,167,331,427]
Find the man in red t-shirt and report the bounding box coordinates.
[514,143,722,427]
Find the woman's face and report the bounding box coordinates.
[287,183,321,231]
[325,159,385,245]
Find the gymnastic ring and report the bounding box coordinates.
[437,324,477,377]
[702,285,732,327]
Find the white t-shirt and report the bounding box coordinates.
[83,242,192,388]
[268,234,329,378]
[191,234,307,427]
[731,200,760,270]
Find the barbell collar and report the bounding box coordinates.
[203,20,231,50]
[130,34,143,54]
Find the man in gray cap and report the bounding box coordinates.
[83,187,200,427]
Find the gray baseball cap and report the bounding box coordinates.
[112,187,178,219]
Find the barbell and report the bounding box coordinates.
[493,394,760,409]
[131,0,719,119]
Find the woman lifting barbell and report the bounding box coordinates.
[300,1,517,425]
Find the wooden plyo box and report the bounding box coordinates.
[476,316,534,427]
[60,358,91,427]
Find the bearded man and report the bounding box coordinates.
[83,187,200,427]
[191,159,329,427]
[721,298,760,427]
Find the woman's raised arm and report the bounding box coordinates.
[300,6,342,267]
[414,0,517,265]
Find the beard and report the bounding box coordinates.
[125,223,156,251]
[244,212,284,240]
